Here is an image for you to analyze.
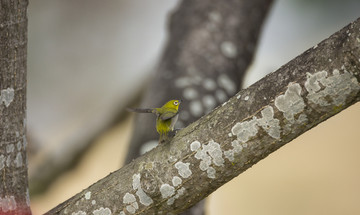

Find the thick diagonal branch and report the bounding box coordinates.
[47,18,360,215]
[127,1,273,214]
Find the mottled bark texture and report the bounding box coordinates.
[46,18,360,215]
[125,0,273,163]
[0,0,31,214]
[126,1,272,214]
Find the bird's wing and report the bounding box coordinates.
[126,107,154,113]
[160,111,178,121]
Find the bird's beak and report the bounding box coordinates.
[179,99,183,103]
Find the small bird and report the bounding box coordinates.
[127,99,182,143]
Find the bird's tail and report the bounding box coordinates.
[126,107,154,113]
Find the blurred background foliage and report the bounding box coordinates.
[26,0,360,214]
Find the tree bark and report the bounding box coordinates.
[125,0,273,163]
[125,1,273,214]
[46,17,360,215]
[126,1,273,214]
[0,0,31,214]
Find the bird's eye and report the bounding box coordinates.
[173,101,178,105]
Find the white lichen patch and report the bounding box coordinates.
[172,176,182,187]
[159,182,186,205]
[17,140,22,151]
[191,140,224,179]
[123,193,138,214]
[231,106,281,147]
[126,203,138,214]
[175,161,192,178]
[26,189,30,206]
[167,196,176,206]
[224,140,243,162]
[22,135,27,148]
[72,211,86,215]
[218,74,236,95]
[0,87,15,107]
[203,140,224,166]
[14,152,23,168]
[6,144,15,153]
[84,191,91,200]
[305,71,327,95]
[231,117,258,143]
[244,96,249,101]
[305,69,360,106]
[160,184,175,198]
[257,106,281,140]
[220,41,237,58]
[0,195,17,212]
[92,200,96,205]
[207,167,216,178]
[132,174,153,206]
[274,83,305,123]
[189,100,203,117]
[6,156,11,167]
[190,141,201,151]
[167,187,186,206]
[92,207,112,215]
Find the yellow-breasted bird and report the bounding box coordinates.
[127,99,182,143]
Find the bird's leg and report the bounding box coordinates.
[168,128,182,137]
[158,133,168,144]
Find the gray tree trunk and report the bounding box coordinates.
[46,17,360,215]
[0,0,31,214]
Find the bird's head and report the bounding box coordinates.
[162,99,182,111]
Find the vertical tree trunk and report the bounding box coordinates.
[0,0,31,214]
